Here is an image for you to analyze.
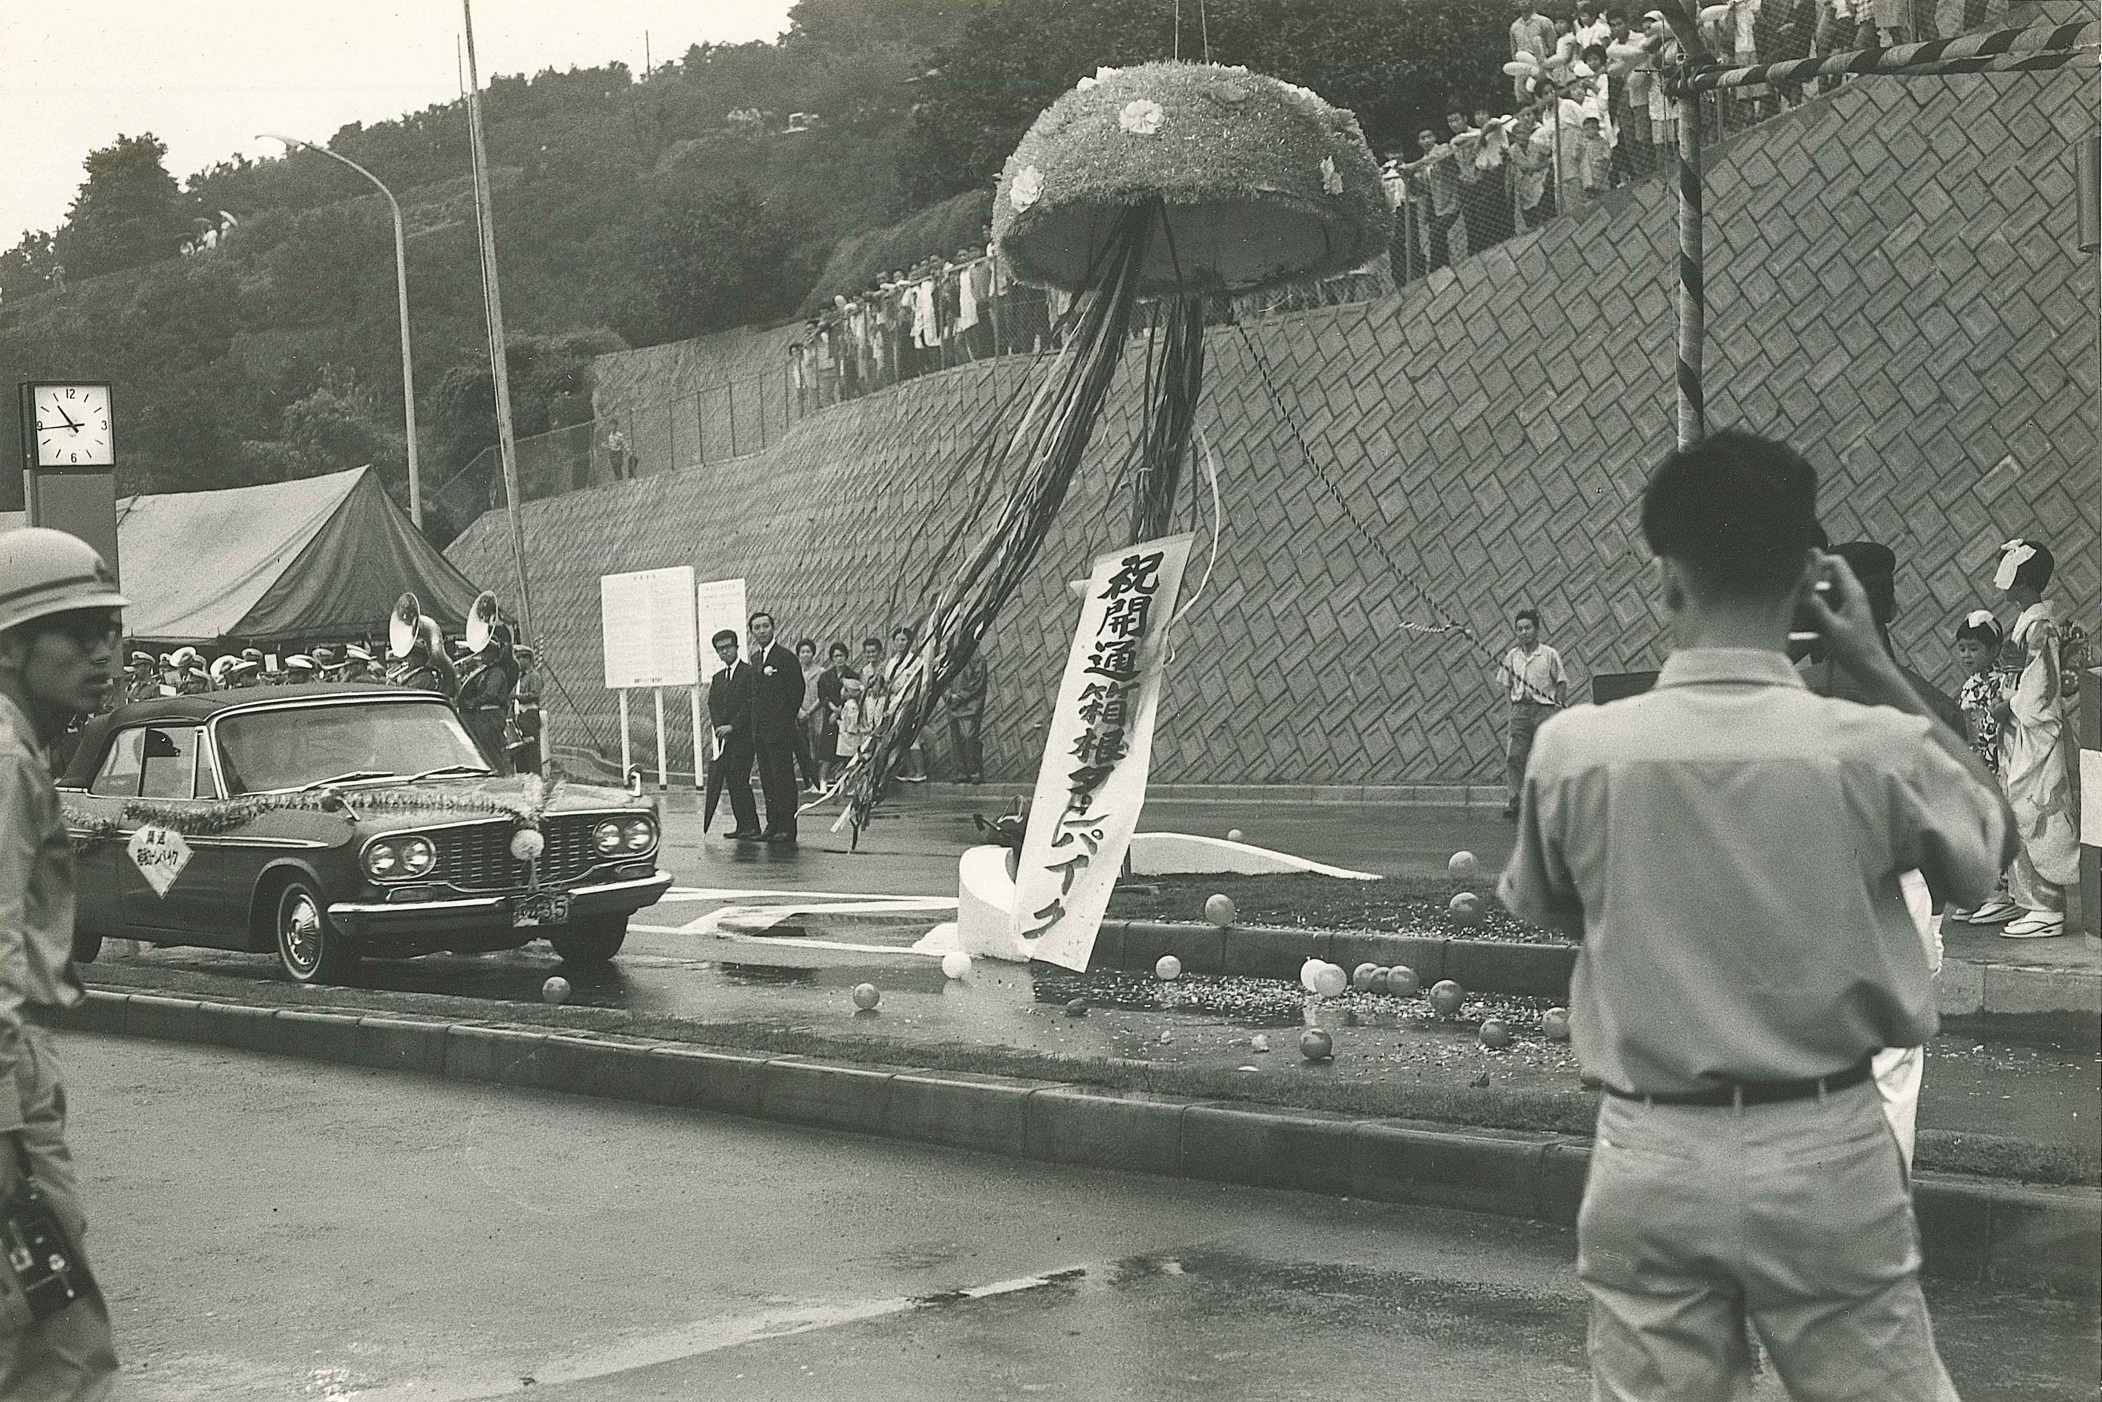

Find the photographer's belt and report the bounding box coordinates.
[1608,1053,1876,1108]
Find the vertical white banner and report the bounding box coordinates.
[694,576,751,683]
[1011,533,1194,971]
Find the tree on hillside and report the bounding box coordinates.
[51,133,194,281]
[632,184,799,345]
[0,230,61,302]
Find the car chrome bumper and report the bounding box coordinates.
[327,870,674,946]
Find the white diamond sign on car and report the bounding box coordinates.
[126,824,192,897]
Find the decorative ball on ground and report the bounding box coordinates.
[1299,958,1325,992]
[1155,954,1183,981]
[1367,966,1390,994]
[941,950,973,980]
[1542,1006,1571,1041]
[1478,1018,1513,1050]
[541,975,569,1006]
[1447,850,1479,879]
[1066,997,1089,1017]
[994,62,1391,297]
[1387,965,1420,998]
[1204,893,1236,928]
[1351,962,1380,992]
[1447,891,1483,928]
[852,982,881,1011]
[1428,979,1465,1017]
[1298,1027,1334,1061]
[1226,828,1244,842]
[1310,962,1348,998]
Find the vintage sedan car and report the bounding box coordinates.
[59,684,672,984]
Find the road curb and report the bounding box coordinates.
[62,989,2099,1296]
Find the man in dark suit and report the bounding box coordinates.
[748,610,805,842]
[704,630,760,840]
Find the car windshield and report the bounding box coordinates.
[215,700,489,795]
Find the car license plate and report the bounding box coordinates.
[512,892,571,928]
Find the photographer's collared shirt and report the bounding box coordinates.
[1498,648,2008,1097]
[0,692,85,1133]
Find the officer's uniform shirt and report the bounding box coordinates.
[0,694,84,1132]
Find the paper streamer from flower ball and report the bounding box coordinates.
[994,62,1390,297]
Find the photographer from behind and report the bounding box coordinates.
[1499,430,2014,1402]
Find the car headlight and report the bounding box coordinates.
[622,816,655,852]
[363,841,400,879]
[399,836,436,878]
[592,819,624,854]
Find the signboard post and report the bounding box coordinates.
[600,567,700,790]
[1005,533,1194,971]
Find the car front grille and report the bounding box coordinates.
[433,815,616,891]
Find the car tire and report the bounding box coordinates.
[274,879,361,985]
[71,929,101,964]
[548,916,626,966]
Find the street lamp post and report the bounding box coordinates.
[261,134,423,528]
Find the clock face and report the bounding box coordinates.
[31,384,113,468]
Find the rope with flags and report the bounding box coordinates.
[1667,19,2099,94]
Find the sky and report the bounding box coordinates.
[0,0,797,248]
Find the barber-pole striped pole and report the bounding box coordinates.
[2082,669,2099,938]
[1675,92,1705,448]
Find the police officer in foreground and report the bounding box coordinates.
[0,528,125,1394]
[1500,431,2011,1402]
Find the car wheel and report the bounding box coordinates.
[275,879,361,985]
[71,929,101,964]
[548,916,626,966]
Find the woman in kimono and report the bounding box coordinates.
[1990,539,2078,939]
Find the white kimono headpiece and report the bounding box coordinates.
[1992,538,2036,591]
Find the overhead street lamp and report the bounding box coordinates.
[261,133,423,528]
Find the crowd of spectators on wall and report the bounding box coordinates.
[1382,0,2012,281]
[789,241,1062,411]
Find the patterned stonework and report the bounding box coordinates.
[452,72,2097,784]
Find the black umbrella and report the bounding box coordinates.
[702,751,725,832]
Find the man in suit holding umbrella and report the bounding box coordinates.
[748,611,805,843]
[704,630,760,840]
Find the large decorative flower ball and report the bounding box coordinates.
[994,62,1390,297]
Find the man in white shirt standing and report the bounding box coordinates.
[1499,607,1566,820]
[1499,429,2010,1402]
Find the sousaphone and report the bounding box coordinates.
[465,591,501,655]
[388,592,424,661]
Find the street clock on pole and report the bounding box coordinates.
[17,382,121,584]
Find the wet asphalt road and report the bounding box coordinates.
[66,1034,2101,1402]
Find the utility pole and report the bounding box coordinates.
[462,0,545,769]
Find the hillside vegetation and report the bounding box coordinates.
[0,0,1503,530]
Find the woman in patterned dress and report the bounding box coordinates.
[1945,610,2007,923]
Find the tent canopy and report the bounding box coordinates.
[3,467,483,646]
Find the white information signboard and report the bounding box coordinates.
[694,577,751,681]
[600,567,700,690]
